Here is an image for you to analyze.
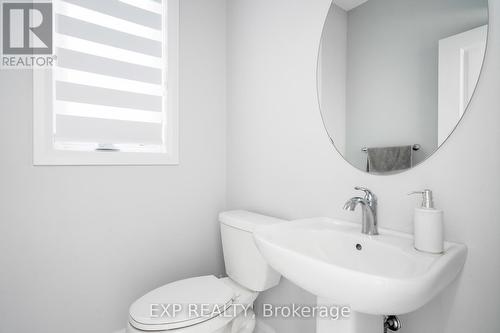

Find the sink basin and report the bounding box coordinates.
[253,218,467,315]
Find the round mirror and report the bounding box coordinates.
[318,0,489,174]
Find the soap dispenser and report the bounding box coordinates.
[409,189,444,254]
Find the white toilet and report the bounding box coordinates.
[126,211,283,333]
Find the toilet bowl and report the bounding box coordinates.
[126,211,284,333]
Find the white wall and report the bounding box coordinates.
[0,1,227,332]
[227,1,500,333]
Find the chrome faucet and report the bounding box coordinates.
[343,187,378,235]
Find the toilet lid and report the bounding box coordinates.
[129,275,236,330]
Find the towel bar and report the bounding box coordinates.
[361,144,421,152]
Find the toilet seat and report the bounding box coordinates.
[129,276,236,331]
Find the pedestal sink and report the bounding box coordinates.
[253,218,467,332]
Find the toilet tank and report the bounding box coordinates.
[219,211,284,292]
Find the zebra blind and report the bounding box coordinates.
[52,0,166,153]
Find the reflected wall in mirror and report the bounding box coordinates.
[318,0,488,174]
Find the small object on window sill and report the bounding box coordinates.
[95,143,120,152]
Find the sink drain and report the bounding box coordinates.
[355,244,362,251]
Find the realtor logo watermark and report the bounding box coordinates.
[1,1,55,68]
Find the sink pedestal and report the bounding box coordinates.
[317,297,384,333]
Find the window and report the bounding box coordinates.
[34,0,178,165]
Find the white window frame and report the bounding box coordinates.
[33,0,179,166]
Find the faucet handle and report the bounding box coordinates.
[354,186,376,201]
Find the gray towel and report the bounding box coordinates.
[366,146,413,174]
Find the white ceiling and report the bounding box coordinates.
[334,0,370,11]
